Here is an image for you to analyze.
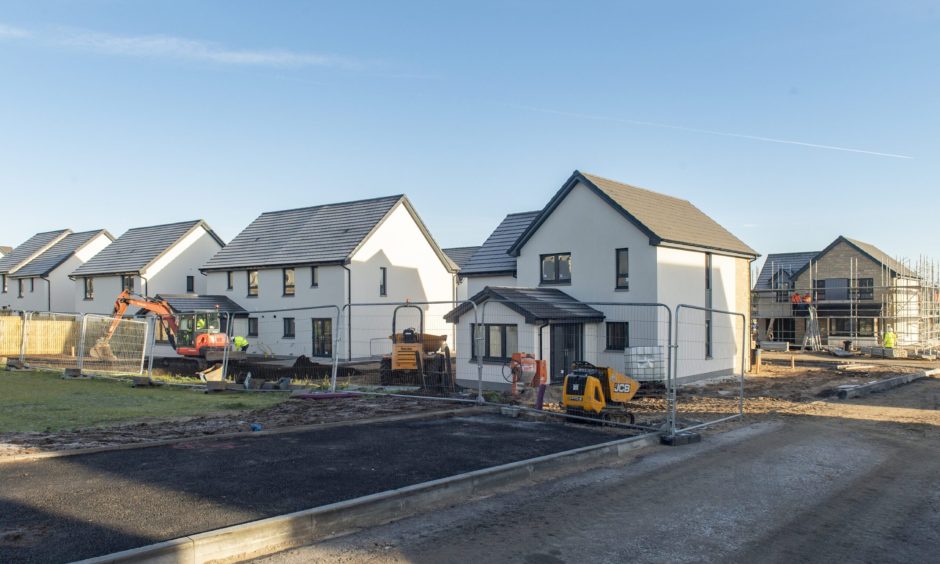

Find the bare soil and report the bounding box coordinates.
[0,395,452,458]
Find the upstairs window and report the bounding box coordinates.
[615,248,629,289]
[121,275,134,293]
[379,267,387,296]
[84,277,94,300]
[311,266,319,288]
[283,268,295,296]
[1,274,6,293]
[283,317,296,338]
[856,278,874,300]
[541,253,571,284]
[186,276,195,293]
[17,279,24,298]
[226,271,234,290]
[30,278,35,293]
[247,270,259,297]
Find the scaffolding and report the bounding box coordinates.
[752,254,940,354]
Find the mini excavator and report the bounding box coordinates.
[562,361,640,424]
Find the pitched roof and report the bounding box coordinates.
[201,195,456,272]
[71,220,222,277]
[790,236,917,280]
[754,251,818,290]
[444,286,605,324]
[509,171,758,258]
[11,230,113,278]
[138,294,248,316]
[442,246,482,270]
[0,229,71,274]
[460,211,540,276]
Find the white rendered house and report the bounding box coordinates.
[0,229,71,311]
[201,195,458,359]
[446,171,757,389]
[70,220,225,315]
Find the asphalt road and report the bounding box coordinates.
[259,381,940,564]
[0,414,628,563]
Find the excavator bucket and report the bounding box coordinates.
[89,338,118,361]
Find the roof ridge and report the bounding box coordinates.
[258,194,404,217]
[580,171,690,204]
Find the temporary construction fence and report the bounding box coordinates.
[671,305,747,434]
[0,310,149,375]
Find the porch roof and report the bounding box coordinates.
[445,286,605,324]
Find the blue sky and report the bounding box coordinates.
[1,1,937,273]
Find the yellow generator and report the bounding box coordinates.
[563,361,640,424]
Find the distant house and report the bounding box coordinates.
[7,230,114,312]
[0,246,11,258]
[753,236,927,347]
[442,246,482,301]
[71,220,225,316]
[201,195,458,358]
[446,171,758,388]
[0,229,71,311]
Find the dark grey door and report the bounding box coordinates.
[550,323,583,383]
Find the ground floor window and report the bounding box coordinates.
[470,323,518,362]
[312,318,332,357]
[605,322,630,350]
[830,318,875,337]
[247,317,258,337]
[283,317,295,338]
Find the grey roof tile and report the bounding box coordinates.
[460,212,540,276]
[754,251,818,290]
[843,237,916,278]
[150,294,247,315]
[0,229,71,274]
[72,220,220,277]
[510,171,758,258]
[442,246,482,270]
[445,286,605,324]
[11,230,112,278]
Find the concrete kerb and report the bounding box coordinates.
[836,368,940,400]
[74,430,660,564]
[1,406,484,465]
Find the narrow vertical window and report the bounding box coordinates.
[247,270,259,297]
[312,318,332,357]
[226,271,234,290]
[379,267,387,296]
[186,275,195,293]
[30,278,35,293]
[84,277,94,300]
[247,317,259,337]
[283,268,295,296]
[1,274,6,293]
[17,279,24,298]
[616,248,629,289]
[311,266,319,288]
[283,317,296,338]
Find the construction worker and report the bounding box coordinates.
[233,335,249,352]
[196,316,206,331]
[883,326,897,349]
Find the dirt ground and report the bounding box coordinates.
[0,395,454,458]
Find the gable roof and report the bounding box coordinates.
[445,286,605,324]
[0,229,71,274]
[791,236,917,280]
[460,211,540,276]
[508,171,758,258]
[442,246,482,271]
[201,195,456,272]
[71,220,223,277]
[11,230,113,278]
[754,251,818,290]
[0,246,11,256]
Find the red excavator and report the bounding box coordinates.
[89,290,230,361]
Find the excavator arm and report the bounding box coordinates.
[102,290,180,350]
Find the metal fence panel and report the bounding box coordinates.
[80,314,149,375]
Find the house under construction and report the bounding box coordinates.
[752,236,940,350]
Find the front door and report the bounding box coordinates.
[550,323,583,383]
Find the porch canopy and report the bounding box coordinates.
[445,286,605,324]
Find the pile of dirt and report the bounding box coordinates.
[0,395,455,458]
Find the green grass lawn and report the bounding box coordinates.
[0,371,287,433]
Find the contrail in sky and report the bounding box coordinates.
[515,105,913,160]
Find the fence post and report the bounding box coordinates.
[147,315,157,380]
[475,301,485,404]
[19,312,30,364]
[220,312,232,383]
[330,305,344,393]
[77,314,87,373]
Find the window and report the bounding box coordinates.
[379,267,387,296]
[283,268,295,296]
[856,278,874,300]
[1,274,6,293]
[226,271,234,290]
[84,277,94,300]
[283,317,295,338]
[247,270,259,297]
[814,279,826,302]
[615,248,629,289]
[831,318,875,337]
[312,318,332,357]
[606,322,630,350]
[540,253,572,284]
[311,266,319,288]
[17,279,24,298]
[186,276,195,293]
[470,323,518,362]
[247,317,259,337]
[121,275,134,293]
[30,278,35,293]
[820,278,849,301]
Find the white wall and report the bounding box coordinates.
[466,275,517,295]
[453,301,537,388]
